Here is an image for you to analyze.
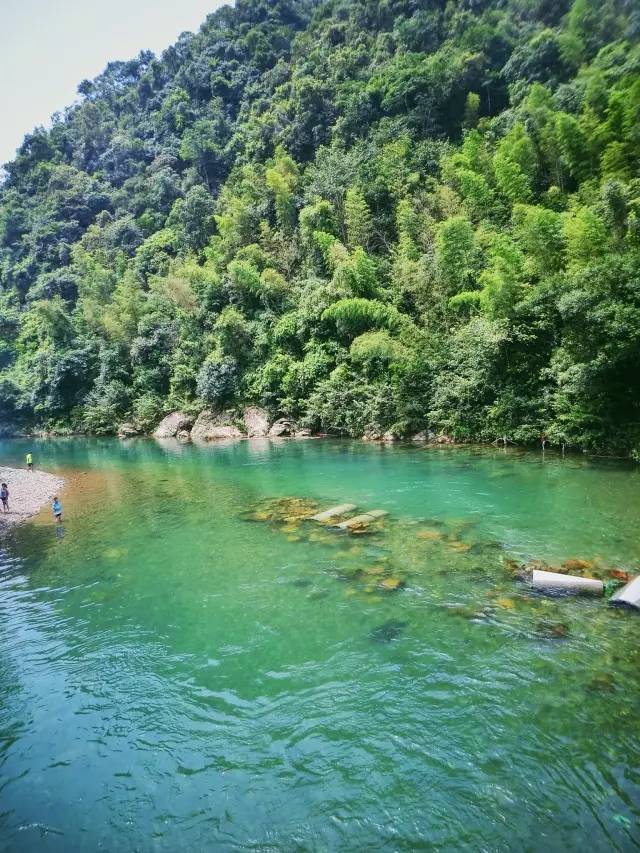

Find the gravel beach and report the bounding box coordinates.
[0,466,65,531]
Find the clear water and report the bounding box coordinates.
[0,438,639,852]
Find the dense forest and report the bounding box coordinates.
[1,0,639,454]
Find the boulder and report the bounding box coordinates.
[118,422,139,438]
[411,431,428,442]
[382,431,397,442]
[295,427,313,438]
[191,410,243,441]
[243,406,270,438]
[154,411,193,439]
[268,418,293,437]
[176,429,191,442]
[362,428,382,441]
[436,433,455,444]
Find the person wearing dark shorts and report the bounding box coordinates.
[1,483,8,513]
[52,496,63,522]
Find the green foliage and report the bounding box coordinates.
[196,357,239,408]
[344,188,373,250]
[436,216,477,294]
[0,0,638,454]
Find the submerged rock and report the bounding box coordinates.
[154,411,193,439]
[416,529,442,541]
[378,577,406,592]
[608,568,632,583]
[448,540,471,553]
[535,620,570,640]
[561,558,594,574]
[245,496,318,524]
[587,673,616,693]
[368,619,408,643]
[307,588,330,600]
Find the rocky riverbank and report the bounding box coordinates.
[0,467,64,531]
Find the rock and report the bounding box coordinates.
[382,431,397,442]
[176,429,191,441]
[153,411,193,439]
[436,433,455,444]
[362,428,382,441]
[191,409,243,441]
[561,558,593,573]
[411,431,428,442]
[378,577,405,592]
[416,529,442,541]
[311,503,357,522]
[295,427,313,438]
[118,422,139,438]
[535,620,570,640]
[335,510,388,530]
[587,673,616,693]
[268,418,294,437]
[243,406,270,438]
[608,569,632,582]
[368,619,408,643]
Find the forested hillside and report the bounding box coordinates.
[1,0,639,453]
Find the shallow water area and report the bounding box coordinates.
[0,437,639,851]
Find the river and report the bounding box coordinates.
[0,437,638,851]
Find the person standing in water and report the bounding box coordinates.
[26,452,33,471]
[0,483,9,513]
[52,496,63,522]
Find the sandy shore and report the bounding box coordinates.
[0,466,65,532]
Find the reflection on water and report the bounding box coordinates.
[0,438,639,851]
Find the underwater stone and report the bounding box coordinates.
[416,529,442,541]
[535,621,570,640]
[368,619,408,643]
[378,577,405,591]
[335,510,388,530]
[310,504,357,522]
[561,558,594,573]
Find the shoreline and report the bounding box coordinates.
[0,466,65,532]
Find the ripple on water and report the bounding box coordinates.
[0,440,639,851]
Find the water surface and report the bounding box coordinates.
[1,438,639,851]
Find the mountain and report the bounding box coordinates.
[1,0,639,454]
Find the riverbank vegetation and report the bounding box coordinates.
[1,0,639,454]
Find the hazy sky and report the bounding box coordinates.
[0,0,228,165]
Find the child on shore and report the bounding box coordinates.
[1,483,8,513]
[52,496,62,523]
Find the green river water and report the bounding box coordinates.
[0,437,639,851]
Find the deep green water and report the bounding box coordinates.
[0,438,639,852]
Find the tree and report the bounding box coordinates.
[344,187,373,249]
